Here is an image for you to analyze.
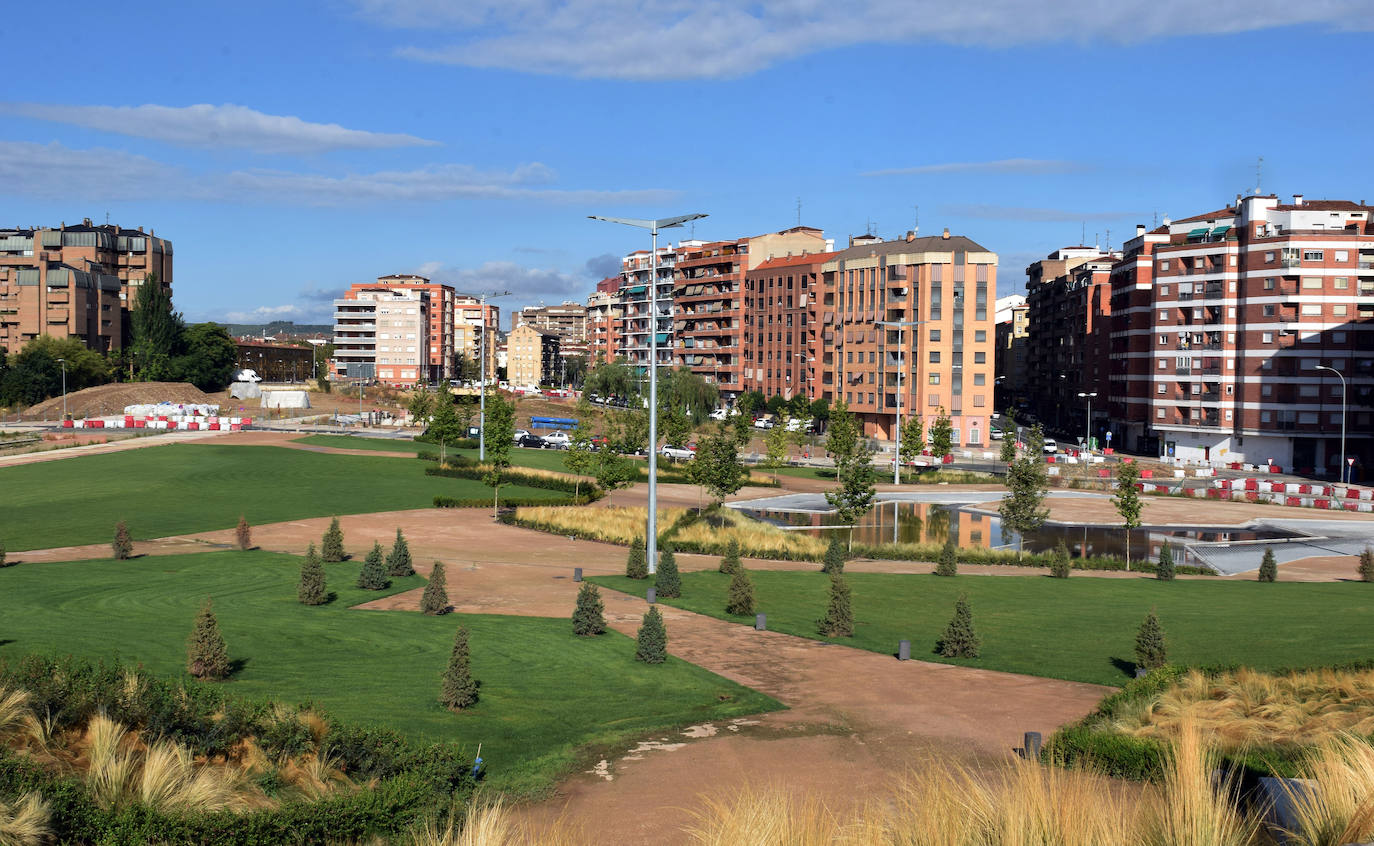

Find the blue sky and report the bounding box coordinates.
[2,0,1371,327]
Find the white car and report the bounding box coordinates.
[542,431,571,449]
[785,417,810,433]
[709,408,729,421]
[753,415,775,430]
[1042,439,1058,454]
[513,429,531,443]
[660,444,695,460]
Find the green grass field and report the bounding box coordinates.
[590,571,1374,687]
[0,444,565,551]
[294,434,579,474]
[0,551,780,795]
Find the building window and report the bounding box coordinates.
[1263,304,1275,317]
[1157,408,1166,419]
[1335,277,1349,289]
[928,394,940,407]
[930,351,941,363]
[1157,383,1166,394]
[1159,309,1169,320]
[1159,335,1167,345]
[1159,260,1169,270]
[1262,332,1273,344]
[1334,305,1348,316]
[1158,359,1167,370]
[929,373,940,385]
[1160,285,1169,295]
[1302,277,1323,290]
[974,330,986,342]
[973,373,985,385]
[1303,250,1324,261]
[1301,304,1322,316]
[1264,278,1275,290]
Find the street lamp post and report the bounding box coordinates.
[874,319,926,485]
[54,359,67,420]
[1077,392,1097,453]
[1315,365,1348,483]
[477,291,513,462]
[589,212,708,575]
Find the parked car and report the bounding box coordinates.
[516,433,546,449]
[990,428,1005,441]
[660,444,695,460]
[513,428,531,443]
[590,436,609,448]
[784,417,811,433]
[709,408,729,421]
[542,431,571,449]
[753,415,775,430]
[1042,438,1058,454]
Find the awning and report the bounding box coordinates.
[655,333,669,344]
[623,285,647,295]
[1186,227,1210,239]
[1210,226,1231,238]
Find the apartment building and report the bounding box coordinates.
[1024,247,1118,440]
[743,249,836,398]
[371,274,455,382]
[584,287,622,366]
[454,296,500,380]
[818,229,999,442]
[993,295,1029,408]
[0,220,171,353]
[1108,194,1374,476]
[617,246,677,372]
[515,301,588,360]
[331,287,428,386]
[507,323,561,387]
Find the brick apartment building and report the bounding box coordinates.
[331,286,428,386]
[0,219,172,353]
[743,249,836,399]
[515,301,588,360]
[453,295,500,381]
[507,323,561,387]
[585,285,622,366]
[1105,194,1374,477]
[617,246,677,373]
[372,274,455,382]
[994,294,1029,409]
[818,229,999,443]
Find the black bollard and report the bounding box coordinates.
[755,613,766,631]
[573,567,583,582]
[1023,731,1042,760]
[646,587,656,604]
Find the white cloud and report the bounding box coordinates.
[943,203,1145,223]
[0,140,674,207]
[417,260,592,318]
[355,0,1374,80]
[863,159,1083,177]
[0,102,438,154]
[219,303,335,324]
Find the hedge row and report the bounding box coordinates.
[425,464,598,496]
[848,542,1213,575]
[413,434,479,451]
[435,494,599,509]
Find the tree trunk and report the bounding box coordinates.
[1125,531,1131,571]
[492,481,499,519]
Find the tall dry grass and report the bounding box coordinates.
[671,509,827,561]
[512,506,685,546]
[1139,719,1260,846]
[410,799,582,846]
[0,792,49,846]
[1112,667,1374,749]
[1280,734,1374,846]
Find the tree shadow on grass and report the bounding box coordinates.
[228,657,251,676]
[0,639,15,648]
[1110,656,1138,679]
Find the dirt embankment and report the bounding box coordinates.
[16,382,215,421]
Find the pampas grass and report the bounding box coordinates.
[1140,719,1260,846]
[410,799,582,846]
[0,792,49,846]
[512,506,685,546]
[1280,734,1374,846]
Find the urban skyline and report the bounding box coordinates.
[1,2,1371,325]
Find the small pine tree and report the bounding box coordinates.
[626,535,648,580]
[112,521,134,560]
[1049,541,1072,579]
[655,545,682,598]
[1359,547,1374,583]
[725,565,755,616]
[1258,548,1277,583]
[298,543,327,606]
[1155,543,1176,582]
[421,562,450,615]
[822,534,846,575]
[321,517,346,563]
[1135,610,1168,670]
[934,537,958,577]
[572,583,606,636]
[186,598,230,680]
[357,541,390,590]
[816,573,853,637]
[386,528,414,577]
[719,538,742,575]
[635,606,667,664]
[935,594,981,658]
[439,626,479,709]
[235,516,252,551]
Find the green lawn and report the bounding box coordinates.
[294,434,579,474]
[0,444,565,551]
[0,551,781,795]
[590,571,1374,687]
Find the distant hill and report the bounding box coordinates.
[220,320,332,337]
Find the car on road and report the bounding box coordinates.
[660,444,695,460]
[990,428,1005,440]
[513,429,531,443]
[515,433,546,449]
[1042,438,1058,454]
[784,417,812,433]
[541,431,571,449]
[753,415,775,430]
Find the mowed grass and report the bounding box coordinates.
[589,571,1374,687]
[294,434,580,474]
[0,444,565,551]
[0,551,781,795]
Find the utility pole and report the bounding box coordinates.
[476,291,512,461]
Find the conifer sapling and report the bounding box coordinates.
[297,543,327,606]
[572,583,606,636]
[421,561,450,615]
[822,534,845,575]
[934,537,958,577]
[655,544,682,598]
[1050,540,1072,579]
[440,626,479,709]
[186,598,230,680]
[0,540,8,568]
[725,564,755,616]
[357,541,390,590]
[626,535,648,579]
[1155,542,1175,581]
[1258,548,1277,583]
[935,594,981,658]
[1359,546,1374,583]
[635,606,667,664]
[387,528,414,577]
[235,516,252,551]
[719,538,742,575]
[321,517,346,563]
[1135,610,1167,670]
[816,573,853,637]
[112,520,134,560]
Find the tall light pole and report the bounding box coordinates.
[1077,391,1097,454]
[1315,365,1348,483]
[55,358,67,421]
[874,319,925,485]
[476,291,513,462]
[589,212,708,574]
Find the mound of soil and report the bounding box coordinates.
[20,382,216,420]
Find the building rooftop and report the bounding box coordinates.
[751,251,840,270]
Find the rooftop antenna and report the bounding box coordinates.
[1255,155,1264,195]
[105,211,110,225]
[796,197,802,226]
[1081,222,1086,246]
[913,204,920,235]
[1153,210,1158,228]
[1105,228,1111,251]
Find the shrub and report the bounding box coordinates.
[185,598,230,681]
[571,583,606,636]
[822,534,845,575]
[1360,547,1374,583]
[421,562,449,615]
[816,573,853,637]
[933,537,958,577]
[655,545,682,598]
[357,542,390,591]
[719,538,741,575]
[439,627,479,710]
[0,540,7,568]
[935,594,980,658]
[112,521,133,560]
[386,528,414,577]
[635,607,667,664]
[725,566,755,616]
[1135,611,1167,670]
[1050,540,1072,578]
[234,516,251,551]
[1155,543,1175,581]
[297,544,327,606]
[626,536,648,580]
[1258,548,1277,583]
[321,517,346,563]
